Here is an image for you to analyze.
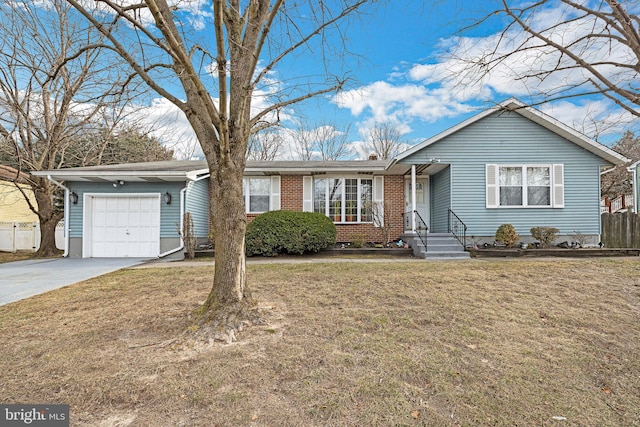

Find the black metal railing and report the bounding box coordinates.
[404,210,428,250]
[448,209,467,247]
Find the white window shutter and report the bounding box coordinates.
[373,176,384,227]
[486,164,498,208]
[552,164,564,208]
[242,178,247,212]
[270,176,281,211]
[302,176,313,212]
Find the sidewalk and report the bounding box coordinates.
[133,255,426,269]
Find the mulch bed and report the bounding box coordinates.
[469,248,640,257]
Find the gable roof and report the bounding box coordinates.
[392,98,630,166]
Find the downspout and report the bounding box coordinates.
[46,175,70,257]
[157,185,187,258]
[157,172,210,258]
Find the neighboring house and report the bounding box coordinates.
[0,165,38,222]
[0,165,48,253]
[32,99,628,259]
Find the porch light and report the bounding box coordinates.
[70,191,79,205]
[164,191,172,204]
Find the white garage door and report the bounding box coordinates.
[90,195,160,257]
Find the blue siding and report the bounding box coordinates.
[67,181,186,238]
[185,179,210,238]
[399,111,610,236]
[430,166,451,233]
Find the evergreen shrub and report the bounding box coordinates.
[245,210,337,256]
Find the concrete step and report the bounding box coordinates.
[425,251,470,259]
[400,233,469,259]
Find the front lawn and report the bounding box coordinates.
[0,259,638,426]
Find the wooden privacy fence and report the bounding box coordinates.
[601,211,640,248]
[0,221,64,252]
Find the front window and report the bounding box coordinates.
[244,177,270,213]
[527,167,550,206]
[313,177,373,222]
[499,167,522,206]
[499,165,551,207]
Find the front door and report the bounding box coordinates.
[404,177,429,232]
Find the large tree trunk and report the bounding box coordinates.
[33,179,62,257]
[204,162,250,308]
[191,128,258,343]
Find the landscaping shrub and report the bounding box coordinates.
[245,210,337,256]
[530,226,560,248]
[495,224,520,248]
[350,233,366,248]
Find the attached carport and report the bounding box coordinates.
[31,160,207,258]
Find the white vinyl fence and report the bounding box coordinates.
[0,221,64,253]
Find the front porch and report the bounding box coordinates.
[400,210,469,259]
[397,163,470,259]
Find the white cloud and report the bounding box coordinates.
[130,98,201,159]
[539,100,637,143]
[333,81,472,124]
[333,1,638,144]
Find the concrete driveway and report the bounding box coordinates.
[0,257,148,306]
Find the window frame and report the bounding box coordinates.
[312,176,374,223]
[243,177,273,214]
[496,164,553,208]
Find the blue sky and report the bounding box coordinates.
[130,0,638,159]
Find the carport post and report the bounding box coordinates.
[411,165,417,232]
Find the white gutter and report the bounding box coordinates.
[46,175,70,257]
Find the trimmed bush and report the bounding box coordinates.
[245,210,337,257]
[495,224,520,248]
[530,226,560,248]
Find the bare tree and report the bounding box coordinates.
[62,123,175,167]
[601,131,640,199]
[290,123,315,161]
[247,129,283,161]
[291,121,352,160]
[363,121,405,160]
[0,0,141,257]
[66,0,372,340]
[449,0,639,117]
[370,201,394,246]
[316,122,353,160]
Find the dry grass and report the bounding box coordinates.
[0,251,41,263]
[1,259,639,426]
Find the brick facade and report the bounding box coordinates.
[281,175,303,211]
[246,174,405,244]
